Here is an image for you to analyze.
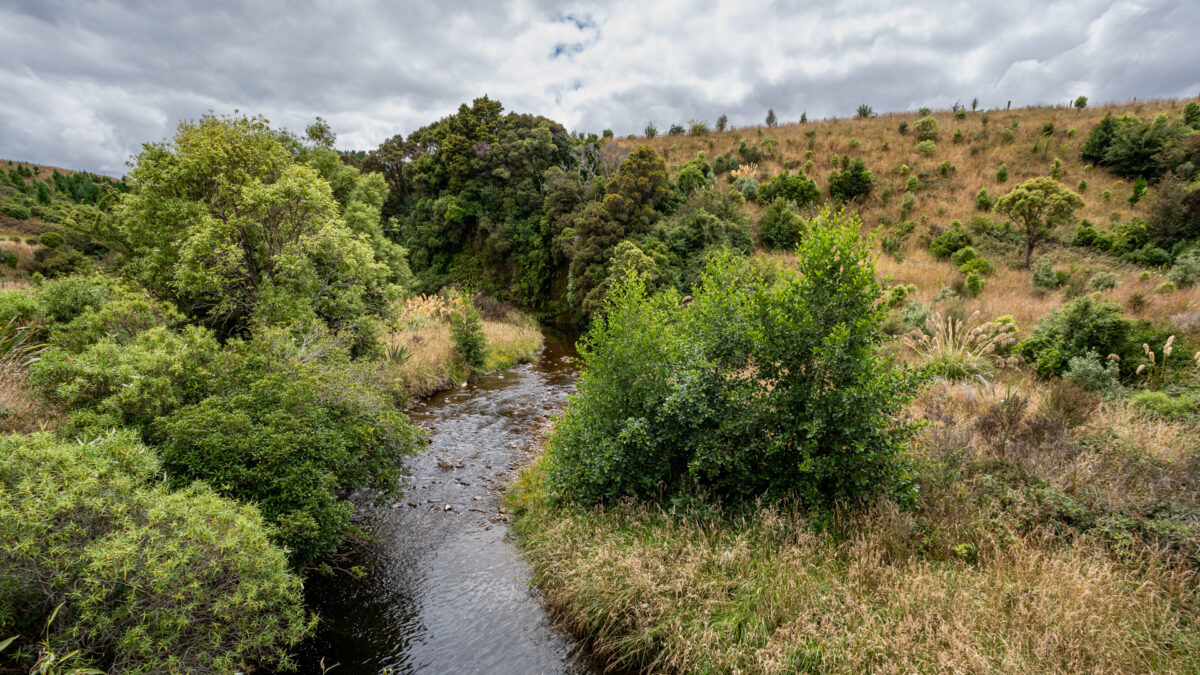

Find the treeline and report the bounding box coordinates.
[351,97,795,319]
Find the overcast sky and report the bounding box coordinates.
[1,0,1198,176]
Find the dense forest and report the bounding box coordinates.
[1,93,1199,672]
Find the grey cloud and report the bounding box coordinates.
[0,0,1196,175]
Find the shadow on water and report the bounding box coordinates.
[295,327,602,675]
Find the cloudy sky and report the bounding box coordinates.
[1,0,1198,176]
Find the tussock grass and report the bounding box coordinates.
[382,295,544,401]
[509,376,1200,673]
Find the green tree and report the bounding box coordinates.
[716,113,728,131]
[856,104,875,119]
[1074,95,1088,110]
[765,109,777,127]
[93,114,402,348]
[995,177,1085,268]
[827,158,875,201]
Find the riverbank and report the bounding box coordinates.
[384,293,545,401]
[507,377,1200,674]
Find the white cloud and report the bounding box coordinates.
[0,0,1197,175]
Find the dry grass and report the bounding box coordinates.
[382,294,545,401]
[509,374,1200,674]
[0,360,53,433]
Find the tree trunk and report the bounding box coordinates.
[1025,238,1035,268]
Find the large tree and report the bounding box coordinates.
[995,177,1085,268]
[82,114,406,346]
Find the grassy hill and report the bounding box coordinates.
[614,99,1198,335]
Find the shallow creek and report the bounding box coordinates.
[296,330,598,674]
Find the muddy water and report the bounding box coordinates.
[297,330,597,675]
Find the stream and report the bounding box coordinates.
[296,329,598,674]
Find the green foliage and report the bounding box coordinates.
[1063,351,1120,393]
[912,116,940,141]
[731,175,758,202]
[975,188,992,211]
[995,177,1085,267]
[1015,295,1166,378]
[97,114,402,348]
[1167,249,1200,287]
[450,301,487,375]
[1130,390,1198,419]
[644,122,658,138]
[1184,101,1200,130]
[716,114,728,132]
[674,153,714,196]
[1081,112,1186,180]
[996,163,1010,182]
[856,104,875,119]
[756,171,819,206]
[1074,95,1088,109]
[952,128,964,144]
[546,207,925,506]
[827,158,874,201]
[965,270,985,297]
[1030,257,1063,291]
[37,232,64,249]
[916,140,937,157]
[0,200,30,220]
[1051,158,1064,180]
[765,109,777,127]
[929,226,973,259]
[905,176,919,192]
[1129,176,1148,204]
[1089,271,1120,290]
[154,326,424,567]
[1155,280,1176,294]
[0,432,312,673]
[758,198,804,250]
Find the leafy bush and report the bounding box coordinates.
[37,232,64,249]
[1015,295,1166,377]
[827,158,874,201]
[0,200,30,220]
[731,175,758,202]
[929,226,972,259]
[997,164,1009,182]
[1130,390,1198,419]
[757,198,804,250]
[451,301,487,375]
[547,207,925,506]
[0,432,312,673]
[756,171,819,206]
[1167,249,1200,287]
[975,188,992,211]
[1089,271,1120,290]
[916,140,937,156]
[155,327,424,567]
[1156,280,1176,294]
[1031,257,1063,291]
[965,270,985,296]
[1063,351,1120,393]
[912,116,940,141]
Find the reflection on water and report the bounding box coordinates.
[296,330,597,674]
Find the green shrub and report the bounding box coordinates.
[975,188,992,211]
[1078,179,1088,192]
[0,432,313,673]
[1167,250,1200,287]
[756,171,819,206]
[912,116,940,141]
[0,200,30,220]
[546,207,925,506]
[929,227,972,259]
[905,175,919,192]
[731,175,758,202]
[451,301,487,375]
[1129,176,1148,204]
[1063,351,1120,393]
[939,160,954,177]
[1050,158,1064,179]
[37,232,65,249]
[900,191,916,218]
[1130,391,1198,419]
[1155,280,1176,294]
[997,163,1009,182]
[1089,271,1120,290]
[1015,295,1165,377]
[958,257,994,276]
[1031,257,1062,291]
[827,158,874,201]
[916,140,936,156]
[952,128,964,143]
[965,270,985,297]
[758,198,804,250]
[155,326,424,566]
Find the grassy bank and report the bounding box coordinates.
[508,377,1200,674]
[384,293,544,401]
